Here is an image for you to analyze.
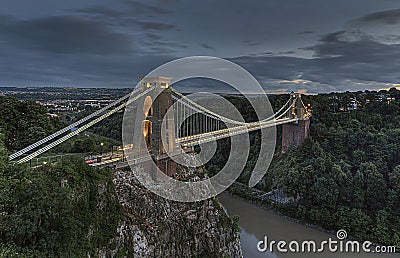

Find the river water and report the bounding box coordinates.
[218,193,399,258]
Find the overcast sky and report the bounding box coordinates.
[0,0,400,93]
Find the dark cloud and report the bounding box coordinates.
[356,9,400,25]
[146,33,162,40]
[318,31,346,43]
[200,43,216,50]
[311,34,399,62]
[156,0,181,3]
[299,31,315,35]
[137,20,175,30]
[0,15,134,54]
[145,40,187,55]
[74,4,176,32]
[76,6,126,18]
[122,0,173,15]
[277,51,295,55]
[0,39,176,88]
[0,0,400,93]
[342,9,400,45]
[231,33,400,93]
[72,3,176,53]
[0,15,11,23]
[243,40,260,46]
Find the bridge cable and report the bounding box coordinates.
[10,87,142,160]
[172,88,293,125]
[16,87,154,164]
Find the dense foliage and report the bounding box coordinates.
[90,112,123,142]
[0,96,119,155]
[267,89,400,247]
[0,98,123,257]
[1,88,399,252]
[206,89,400,247]
[0,97,60,151]
[0,142,122,257]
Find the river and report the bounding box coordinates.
[218,193,399,258]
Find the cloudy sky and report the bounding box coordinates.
[0,0,400,93]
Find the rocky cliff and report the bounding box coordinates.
[98,169,242,257]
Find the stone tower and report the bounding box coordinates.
[140,77,175,158]
[281,93,310,153]
[137,77,177,177]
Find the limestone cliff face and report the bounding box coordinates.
[98,169,242,257]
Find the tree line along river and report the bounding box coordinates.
[218,193,399,258]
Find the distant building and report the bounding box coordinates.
[347,97,359,111]
[387,97,396,104]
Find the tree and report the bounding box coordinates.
[0,97,57,151]
[335,207,371,240]
[371,210,390,244]
[389,166,400,190]
[0,153,122,256]
[310,177,339,209]
[354,162,387,212]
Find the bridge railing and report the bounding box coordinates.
[11,84,310,164]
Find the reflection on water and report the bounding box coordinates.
[218,193,399,258]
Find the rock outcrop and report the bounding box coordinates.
[98,169,242,257]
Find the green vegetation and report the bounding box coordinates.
[210,88,400,247]
[0,97,61,151]
[55,132,119,154]
[0,155,122,257]
[90,112,123,142]
[61,107,124,142]
[1,87,399,253]
[267,89,400,247]
[0,97,123,257]
[0,96,119,155]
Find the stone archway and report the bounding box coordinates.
[143,96,153,151]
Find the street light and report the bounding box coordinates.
[97,142,104,164]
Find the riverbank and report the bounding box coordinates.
[227,182,337,236]
[226,181,400,253]
[218,192,399,258]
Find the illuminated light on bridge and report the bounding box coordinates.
[10,77,311,167]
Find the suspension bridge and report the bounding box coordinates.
[9,77,311,169]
